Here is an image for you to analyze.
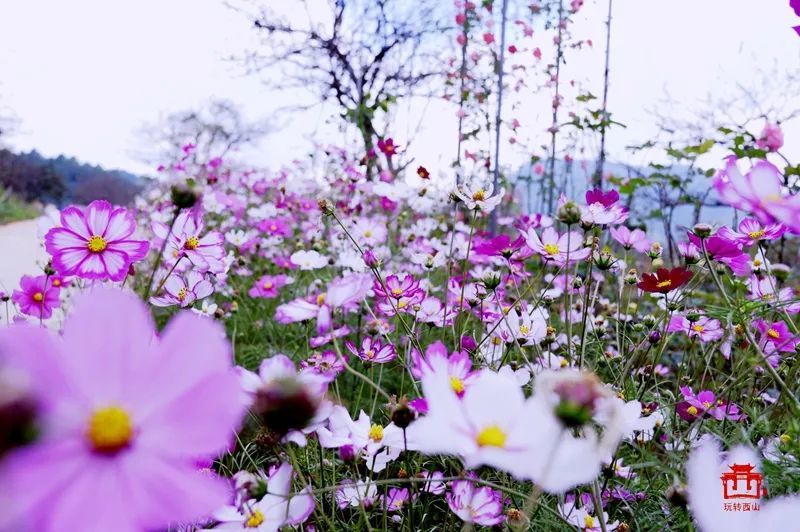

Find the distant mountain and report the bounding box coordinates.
[0,149,144,207]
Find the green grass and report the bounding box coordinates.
[0,189,38,224]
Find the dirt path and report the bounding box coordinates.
[0,219,47,295]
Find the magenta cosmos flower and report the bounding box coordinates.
[0,288,245,531]
[44,200,149,282]
[668,314,724,342]
[248,274,292,299]
[11,274,61,319]
[754,319,799,353]
[676,386,744,422]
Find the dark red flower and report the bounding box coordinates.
[417,165,430,179]
[377,137,398,157]
[637,267,693,294]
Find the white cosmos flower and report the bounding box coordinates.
[455,180,504,213]
[290,250,329,270]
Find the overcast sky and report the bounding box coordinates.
[1,0,799,177]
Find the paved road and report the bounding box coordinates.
[0,219,48,295]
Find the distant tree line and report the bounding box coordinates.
[0,149,143,207]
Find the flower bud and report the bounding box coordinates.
[390,397,416,429]
[557,201,582,225]
[339,444,356,462]
[482,272,502,291]
[553,373,604,428]
[692,223,713,239]
[666,483,688,508]
[170,183,199,209]
[506,508,530,531]
[642,314,656,327]
[647,242,663,260]
[648,330,662,344]
[624,269,639,285]
[363,249,381,269]
[253,378,319,436]
[317,198,334,215]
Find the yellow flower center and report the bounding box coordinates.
[472,189,486,201]
[87,235,107,253]
[269,224,278,232]
[780,434,792,444]
[391,288,403,296]
[52,279,61,287]
[476,425,507,448]
[244,510,265,528]
[519,325,530,335]
[184,236,199,250]
[316,293,326,306]
[748,230,765,239]
[263,281,273,290]
[450,376,465,394]
[767,328,781,339]
[397,300,408,309]
[491,336,503,345]
[365,349,376,359]
[364,230,373,238]
[544,243,560,256]
[686,405,698,416]
[177,287,188,301]
[702,401,712,409]
[368,423,384,442]
[584,515,596,529]
[32,292,44,302]
[691,324,705,333]
[86,406,133,453]
[656,280,672,288]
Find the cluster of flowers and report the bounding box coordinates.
[2,138,800,530]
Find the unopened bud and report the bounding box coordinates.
[557,201,582,225]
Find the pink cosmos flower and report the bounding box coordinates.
[447,476,505,526]
[522,226,590,265]
[754,319,799,353]
[150,270,213,308]
[756,122,784,152]
[345,336,397,364]
[275,273,371,333]
[676,386,744,421]
[11,275,61,319]
[609,226,650,253]
[44,200,149,281]
[153,209,226,274]
[0,288,245,531]
[668,314,724,342]
[747,275,800,313]
[257,217,293,238]
[713,157,800,231]
[382,487,412,512]
[248,274,292,299]
[581,188,628,226]
[300,351,345,382]
[722,218,786,247]
[688,232,750,277]
[409,341,478,396]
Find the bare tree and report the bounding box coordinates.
[233,0,449,178]
[137,99,270,165]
